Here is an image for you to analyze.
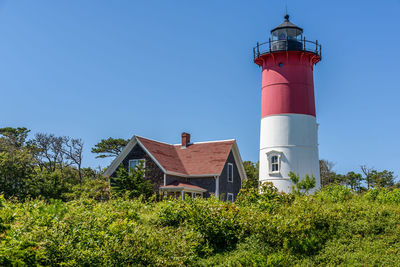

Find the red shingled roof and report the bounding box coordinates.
[160,181,207,192]
[136,136,234,176]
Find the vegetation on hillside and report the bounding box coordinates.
[1,126,400,266]
[1,185,400,266]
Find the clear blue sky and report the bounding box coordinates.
[1,0,399,177]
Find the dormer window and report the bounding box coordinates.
[267,151,282,175]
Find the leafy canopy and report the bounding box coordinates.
[91,137,129,158]
[112,161,154,199]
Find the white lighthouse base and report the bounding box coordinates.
[259,114,321,193]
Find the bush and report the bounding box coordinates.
[62,178,111,201]
[236,182,291,212]
[112,163,154,199]
[157,197,244,252]
[1,186,400,265]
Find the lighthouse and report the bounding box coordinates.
[254,15,322,193]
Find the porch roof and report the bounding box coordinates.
[159,181,207,193]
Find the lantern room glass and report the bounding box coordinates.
[271,28,303,41]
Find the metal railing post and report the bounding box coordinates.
[286,36,288,51]
[316,40,318,53]
[269,38,271,52]
[257,42,260,57]
[303,37,306,50]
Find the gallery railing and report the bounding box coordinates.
[253,38,322,60]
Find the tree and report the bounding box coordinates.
[29,133,67,171]
[0,148,35,198]
[243,161,259,189]
[370,169,395,188]
[0,127,30,150]
[320,159,336,187]
[361,165,373,189]
[345,171,363,192]
[91,137,129,158]
[63,137,84,183]
[112,161,153,199]
[289,172,316,195]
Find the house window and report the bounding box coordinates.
[267,151,282,175]
[128,159,145,174]
[227,163,233,182]
[227,193,234,202]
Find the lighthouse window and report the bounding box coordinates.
[279,63,284,67]
[271,156,279,172]
[267,151,282,175]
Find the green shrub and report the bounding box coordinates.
[62,178,111,201]
[1,186,400,265]
[315,184,354,203]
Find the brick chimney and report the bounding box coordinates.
[181,132,191,148]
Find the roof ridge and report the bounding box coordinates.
[135,135,173,146]
[172,139,235,146]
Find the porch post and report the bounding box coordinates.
[215,176,220,198]
[181,191,184,200]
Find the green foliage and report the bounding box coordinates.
[370,169,396,188]
[236,182,291,212]
[315,184,354,203]
[0,149,35,199]
[91,137,129,158]
[365,187,400,204]
[289,172,316,194]
[157,197,244,252]
[0,127,30,149]
[3,186,400,265]
[62,177,111,201]
[112,162,154,199]
[242,161,259,189]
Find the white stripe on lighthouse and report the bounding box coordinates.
[259,114,321,193]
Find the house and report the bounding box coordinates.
[104,133,246,201]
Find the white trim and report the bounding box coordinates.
[136,138,167,173]
[163,173,166,186]
[103,135,137,177]
[260,144,318,150]
[231,141,247,181]
[103,136,167,178]
[104,136,247,183]
[227,193,234,202]
[215,176,220,197]
[266,150,283,176]
[135,135,172,146]
[227,163,233,183]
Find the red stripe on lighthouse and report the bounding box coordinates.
[257,51,320,118]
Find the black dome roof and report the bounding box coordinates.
[271,14,303,33]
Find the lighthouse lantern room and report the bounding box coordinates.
[254,15,322,193]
